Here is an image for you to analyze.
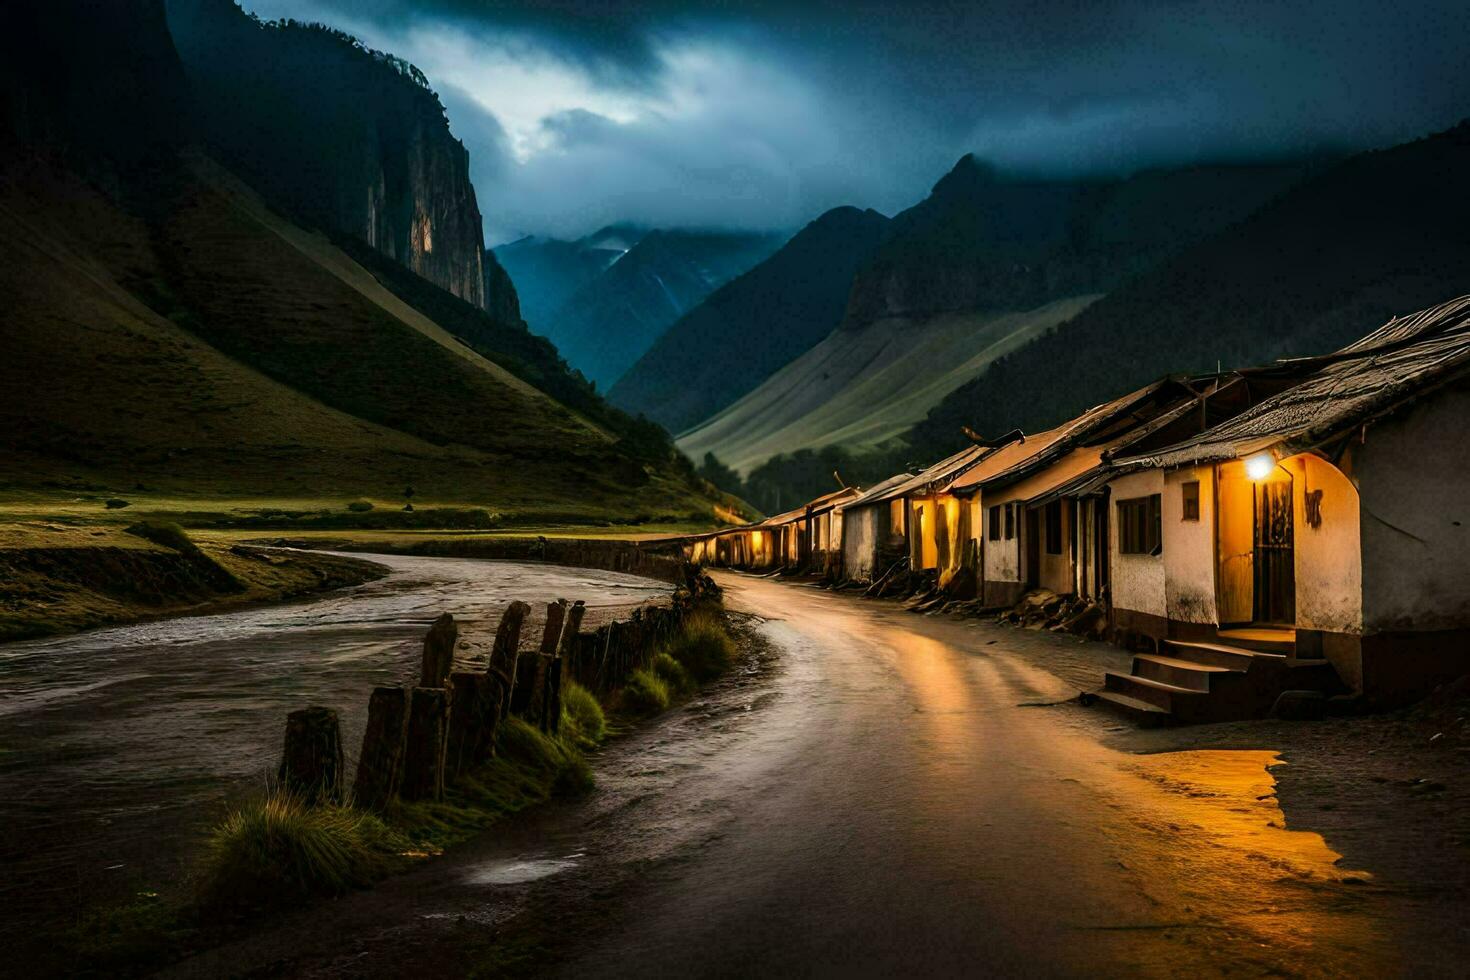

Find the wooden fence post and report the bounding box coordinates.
[353,686,407,810]
[514,600,567,720]
[278,705,344,804]
[541,600,586,734]
[488,600,531,714]
[446,670,497,777]
[420,612,458,688]
[401,687,449,802]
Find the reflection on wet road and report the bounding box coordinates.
[171,570,1404,978]
[0,553,665,939]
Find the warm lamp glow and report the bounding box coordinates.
[1245,453,1275,481]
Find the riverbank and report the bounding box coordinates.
[0,521,385,641]
[59,585,737,976]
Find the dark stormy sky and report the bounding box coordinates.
[243,0,1470,245]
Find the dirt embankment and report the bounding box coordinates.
[0,522,384,641]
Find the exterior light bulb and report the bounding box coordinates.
[1245,453,1275,481]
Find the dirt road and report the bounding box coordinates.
[166,570,1470,978]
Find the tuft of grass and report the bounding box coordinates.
[560,680,607,747]
[651,651,690,694]
[70,890,194,973]
[621,668,671,716]
[199,791,407,909]
[104,498,131,509]
[666,609,736,683]
[389,718,593,851]
[346,499,374,513]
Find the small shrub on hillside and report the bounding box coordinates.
[199,792,406,909]
[621,668,671,715]
[651,651,690,694]
[561,680,606,747]
[346,499,374,513]
[667,610,736,683]
[104,498,131,509]
[123,520,199,556]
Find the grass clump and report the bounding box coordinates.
[346,499,375,513]
[621,668,671,716]
[104,498,131,509]
[561,680,607,747]
[651,651,690,694]
[666,609,736,683]
[389,718,592,851]
[199,791,407,909]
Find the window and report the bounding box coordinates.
[1181,481,1201,521]
[1044,500,1063,554]
[1118,494,1162,555]
[1003,503,1015,540]
[987,504,1001,541]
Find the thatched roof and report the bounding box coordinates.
[1119,295,1470,469]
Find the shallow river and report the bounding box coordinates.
[0,553,666,941]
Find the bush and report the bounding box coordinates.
[561,680,606,747]
[123,520,199,556]
[621,668,670,716]
[104,498,131,509]
[651,651,689,694]
[346,499,374,513]
[666,610,736,683]
[199,792,406,909]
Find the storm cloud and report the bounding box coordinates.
[241,0,1470,243]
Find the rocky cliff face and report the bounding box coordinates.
[165,0,487,309]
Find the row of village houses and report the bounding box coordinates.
[686,295,1470,710]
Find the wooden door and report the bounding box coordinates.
[1252,479,1295,624]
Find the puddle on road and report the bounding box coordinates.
[464,854,583,886]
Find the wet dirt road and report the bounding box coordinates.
[171,571,1421,978]
[0,553,666,947]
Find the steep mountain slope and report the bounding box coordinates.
[844,154,1315,330]
[909,122,1470,460]
[493,225,643,333]
[683,155,1314,473]
[609,207,891,433]
[677,297,1098,474]
[548,229,785,389]
[0,0,716,519]
[164,0,489,309]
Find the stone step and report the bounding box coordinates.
[1103,671,1203,711]
[1165,639,1285,671]
[1093,690,1171,727]
[1132,653,1235,692]
[1216,627,1296,655]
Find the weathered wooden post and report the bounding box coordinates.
[540,600,585,733]
[278,705,344,804]
[400,687,449,802]
[513,599,568,719]
[445,670,496,777]
[488,600,531,702]
[420,612,458,688]
[353,686,408,810]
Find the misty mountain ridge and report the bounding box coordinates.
[610,205,892,433]
[493,225,645,337]
[530,227,785,390]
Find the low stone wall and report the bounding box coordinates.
[348,535,693,588]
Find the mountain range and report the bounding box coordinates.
[498,228,782,390]
[673,154,1316,475]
